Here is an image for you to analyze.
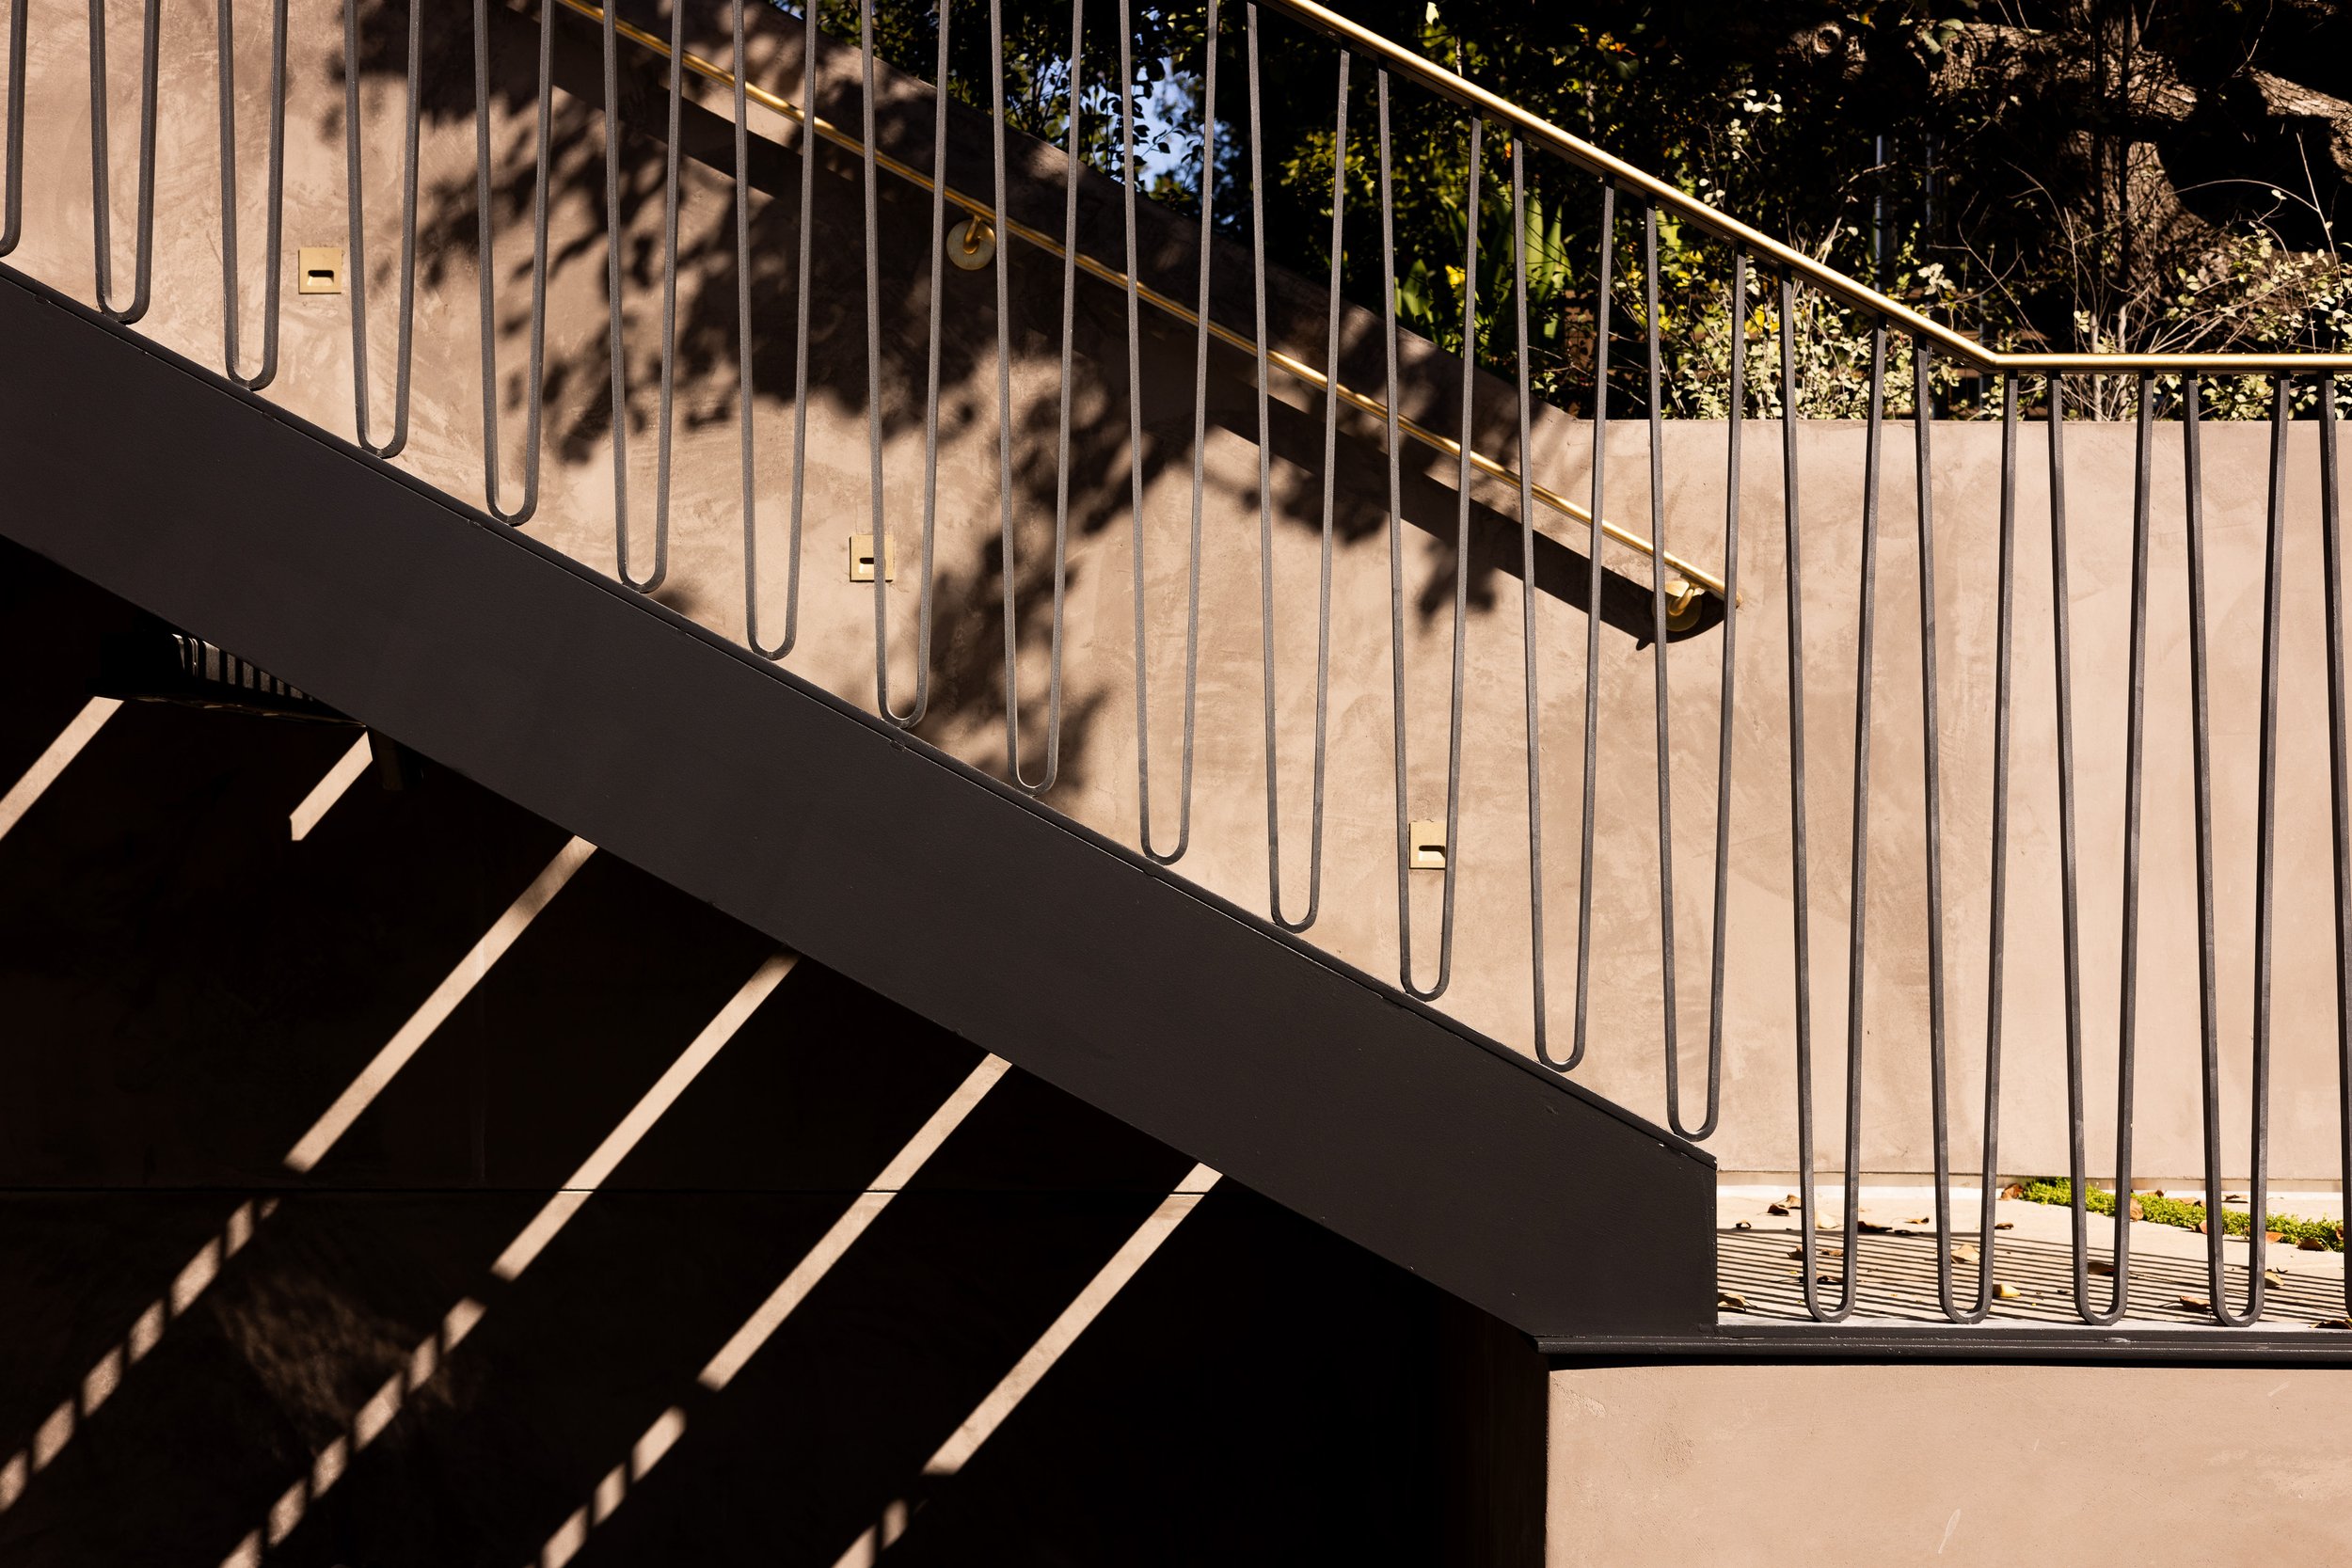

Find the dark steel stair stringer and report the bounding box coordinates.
[0,262,1714,1342]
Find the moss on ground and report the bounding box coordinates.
[2015,1178,2344,1252]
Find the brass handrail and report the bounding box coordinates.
[1265,0,2352,376]
[558,0,2352,612]
[548,0,1731,600]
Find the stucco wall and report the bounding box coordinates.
[1549,1359,2352,1565]
[11,0,2345,1180]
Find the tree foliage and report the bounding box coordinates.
[812,0,2352,416]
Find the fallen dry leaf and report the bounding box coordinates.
[2180,1294,2212,1312]
[2300,1236,2328,1252]
[1999,1183,2026,1200]
[1993,1282,2022,1300]
[2317,1318,2352,1330]
[1788,1245,1844,1259]
[1907,1215,1931,1225]
[1858,1220,1895,1234]
[1766,1202,1791,1216]
[2265,1230,2284,1244]
[2264,1270,2287,1288]
[1732,1220,1754,1231]
[2224,1193,2247,1204]
[2128,1199,2145,1220]
[2088,1259,2115,1276]
[1717,1290,1749,1310]
[1952,1243,1980,1264]
[1995,1221,2014,1230]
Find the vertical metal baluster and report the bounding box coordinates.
[1814,310,1886,1324]
[2243,372,2288,1323]
[1643,204,1680,1107]
[2324,372,2352,1322]
[1,0,26,256]
[1250,2,1334,927]
[730,0,759,673]
[646,0,694,591]
[472,0,552,527]
[2211,375,2286,1325]
[215,0,286,389]
[1143,0,1216,863]
[2184,373,2235,1324]
[1514,137,1550,1062]
[1684,252,1744,1139]
[1565,181,1614,1070]
[2185,372,2228,1320]
[610,0,684,594]
[1286,42,1347,930]
[859,0,892,705]
[87,0,159,323]
[1782,274,1826,1313]
[1378,71,1444,996]
[1432,104,1481,974]
[343,0,420,455]
[1956,370,2020,1323]
[753,0,821,657]
[2065,373,2143,1326]
[1914,339,1959,1319]
[1000,0,1079,793]
[599,0,631,571]
[883,0,949,726]
[1120,0,1152,791]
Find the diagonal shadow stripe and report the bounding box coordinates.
[220,954,797,1567]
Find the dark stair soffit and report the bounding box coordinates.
[0,262,1714,1342]
[94,618,358,723]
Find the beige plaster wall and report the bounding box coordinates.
[1549,1360,2352,1565]
[11,0,2347,1180]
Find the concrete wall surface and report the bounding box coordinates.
[7,0,2346,1181]
[1548,1359,2352,1565]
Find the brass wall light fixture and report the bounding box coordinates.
[850,533,896,582]
[296,247,345,295]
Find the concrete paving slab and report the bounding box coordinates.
[1716,1184,2349,1331]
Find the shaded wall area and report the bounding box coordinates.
[0,540,1464,1566]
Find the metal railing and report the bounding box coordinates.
[8,0,2352,1332]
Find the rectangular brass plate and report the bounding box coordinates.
[297,247,344,295]
[849,533,896,582]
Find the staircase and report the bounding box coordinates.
[8,0,2352,1558]
[0,262,1712,1340]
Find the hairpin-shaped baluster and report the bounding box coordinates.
[471,0,552,526]
[87,0,159,323]
[880,0,951,727]
[216,0,286,390]
[1250,5,1339,933]
[343,0,417,451]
